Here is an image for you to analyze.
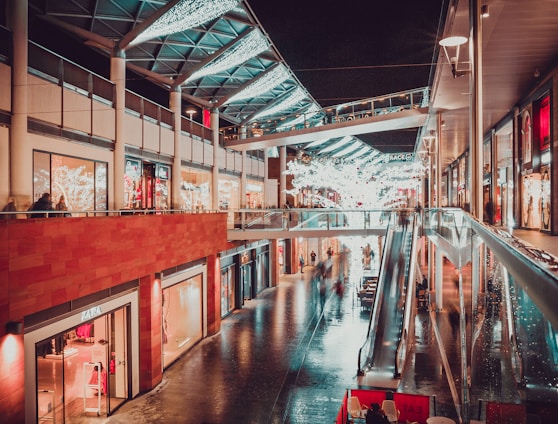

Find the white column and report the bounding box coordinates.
[435,114,443,207]
[279,145,286,207]
[469,0,484,219]
[211,108,220,210]
[435,247,444,311]
[241,151,247,208]
[169,88,182,210]
[9,0,32,210]
[263,148,269,208]
[110,51,126,210]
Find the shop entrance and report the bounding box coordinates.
[36,307,129,423]
[241,263,253,301]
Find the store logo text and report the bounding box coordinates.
[81,306,102,322]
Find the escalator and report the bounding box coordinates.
[357,211,419,386]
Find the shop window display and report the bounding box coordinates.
[162,275,203,368]
[221,265,236,317]
[181,168,210,210]
[218,177,240,210]
[521,174,541,229]
[35,308,128,423]
[33,151,108,214]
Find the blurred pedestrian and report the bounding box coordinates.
[1,196,17,220]
[448,303,460,335]
[333,279,344,298]
[310,250,316,266]
[365,403,389,424]
[55,195,71,217]
[29,193,54,218]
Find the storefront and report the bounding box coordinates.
[180,167,211,210]
[33,150,108,214]
[254,245,271,294]
[24,291,140,424]
[245,180,264,208]
[161,264,206,369]
[124,157,171,210]
[218,174,240,210]
[519,93,551,232]
[220,256,237,318]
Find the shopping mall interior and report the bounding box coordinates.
[1,1,558,423]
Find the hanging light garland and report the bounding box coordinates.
[226,65,290,104]
[132,0,240,46]
[187,29,269,82]
[252,87,307,120]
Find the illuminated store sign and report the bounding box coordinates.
[81,306,102,322]
[387,153,414,162]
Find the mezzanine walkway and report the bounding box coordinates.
[223,87,429,151]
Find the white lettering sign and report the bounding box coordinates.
[81,305,102,322]
[387,153,414,162]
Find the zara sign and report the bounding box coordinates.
[81,305,103,322]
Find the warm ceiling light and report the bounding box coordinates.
[439,36,469,78]
[481,5,489,18]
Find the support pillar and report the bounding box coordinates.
[470,0,484,219]
[434,246,444,311]
[110,51,126,210]
[169,88,182,210]
[211,108,220,210]
[9,0,32,210]
[138,274,163,392]
[241,151,247,208]
[279,145,286,207]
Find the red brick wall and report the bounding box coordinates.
[139,274,163,392]
[1,213,228,322]
[0,213,229,421]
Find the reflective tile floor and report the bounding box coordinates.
[98,238,556,424]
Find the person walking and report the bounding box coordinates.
[1,196,17,219]
[299,254,305,273]
[55,195,71,217]
[310,250,316,266]
[29,193,54,218]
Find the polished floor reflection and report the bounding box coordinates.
[100,245,555,424]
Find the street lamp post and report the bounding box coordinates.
[185,108,196,136]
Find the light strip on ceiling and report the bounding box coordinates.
[253,87,307,120]
[318,136,353,154]
[132,0,239,46]
[345,145,372,161]
[187,29,269,82]
[226,65,290,104]
[331,141,363,158]
[304,137,331,149]
[276,104,321,131]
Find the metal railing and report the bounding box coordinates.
[222,87,430,140]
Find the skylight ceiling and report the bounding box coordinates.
[27,0,384,159]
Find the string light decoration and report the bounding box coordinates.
[131,0,239,46]
[285,155,424,211]
[252,87,307,120]
[226,65,290,104]
[276,104,321,131]
[186,29,269,82]
[285,154,424,285]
